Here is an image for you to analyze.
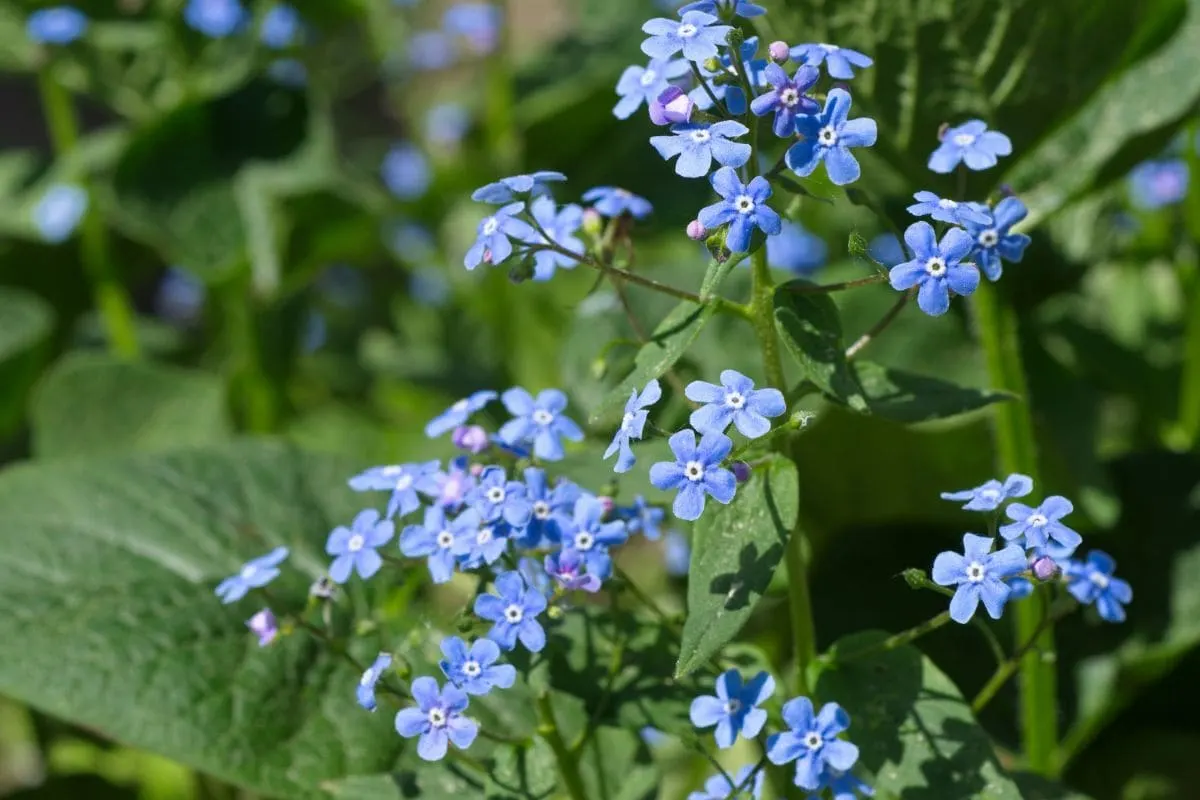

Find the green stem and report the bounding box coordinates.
[827,611,952,665]
[37,71,140,359]
[220,279,277,433]
[972,597,1077,714]
[1176,258,1200,448]
[536,693,588,800]
[785,274,888,293]
[972,281,1058,775]
[845,291,911,360]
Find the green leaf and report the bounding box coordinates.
[774,282,868,411]
[676,456,800,677]
[819,631,1023,800]
[0,287,55,437]
[837,361,1013,422]
[589,300,715,426]
[30,354,232,459]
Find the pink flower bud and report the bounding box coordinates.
[686,219,706,240]
[452,424,490,454]
[768,40,790,62]
[597,495,615,516]
[649,86,695,126]
[247,609,279,647]
[468,462,485,477]
[1032,556,1058,581]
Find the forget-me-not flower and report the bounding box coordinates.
[382,142,431,200]
[687,37,765,116]
[520,196,585,281]
[408,30,455,71]
[545,548,603,593]
[787,89,877,186]
[260,4,301,48]
[184,0,247,38]
[790,43,873,79]
[690,669,774,749]
[1063,550,1132,623]
[650,429,737,521]
[349,460,440,519]
[1128,159,1189,210]
[605,379,661,473]
[474,571,548,652]
[246,608,278,646]
[521,468,580,547]
[583,187,654,219]
[452,518,511,568]
[465,201,525,270]
[216,546,289,603]
[767,221,827,276]
[431,456,477,508]
[565,496,628,580]
[467,466,532,527]
[327,509,394,583]
[688,764,765,800]
[697,168,782,253]
[620,495,665,541]
[439,636,516,695]
[812,768,874,800]
[887,222,979,316]
[613,57,690,120]
[767,697,860,790]
[752,63,820,138]
[357,653,392,711]
[941,473,1033,511]
[680,0,766,16]
[906,191,990,226]
[394,676,477,761]
[442,2,501,53]
[425,102,471,146]
[686,369,785,438]
[932,533,1027,623]
[472,171,566,204]
[641,10,732,62]
[499,387,584,461]
[426,390,496,438]
[27,6,87,44]
[664,530,691,575]
[400,506,481,583]
[651,122,751,179]
[928,120,1012,173]
[1000,496,1082,554]
[33,184,87,243]
[962,197,1031,282]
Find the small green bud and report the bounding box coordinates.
[590,356,608,380]
[902,568,929,590]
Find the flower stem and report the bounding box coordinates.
[536,692,588,800]
[37,71,140,359]
[825,611,952,665]
[972,597,1077,715]
[972,281,1058,775]
[1176,258,1200,447]
[785,274,888,293]
[845,290,911,360]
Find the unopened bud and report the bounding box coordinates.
[768,40,790,62]
[582,207,603,235]
[468,462,484,477]
[997,183,1015,198]
[686,219,707,240]
[732,461,752,483]
[590,356,608,380]
[452,424,490,454]
[1032,556,1058,581]
[703,56,722,74]
[902,568,929,590]
[937,122,950,141]
[649,86,695,126]
[596,495,615,515]
[247,608,279,647]
[309,576,336,599]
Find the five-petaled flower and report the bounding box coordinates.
[678,0,766,18]
[1000,496,1082,556]
[564,496,629,580]
[641,10,732,63]
[620,495,665,541]
[928,120,1012,173]
[789,43,874,79]
[687,764,765,800]
[686,369,786,438]
[327,509,394,583]
[649,429,737,521]
[888,222,980,316]
[357,653,392,711]
[216,546,289,603]
[439,636,517,695]
[467,466,533,528]
[400,506,481,583]
[465,202,526,270]
[697,168,782,253]
[605,379,662,473]
[520,468,580,547]
[474,571,549,652]
[767,697,861,790]
[394,676,478,761]
[941,473,1033,512]
[27,6,88,44]
[426,390,497,438]
[472,171,566,204]
[613,58,691,120]
[246,608,278,647]
[787,89,878,186]
[751,63,820,138]
[962,197,1032,282]
[184,0,247,38]
[690,669,775,749]
[349,460,440,519]
[906,191,991,227]
[545,548,603,593]
[1063,550,1132,623]
[583,186,654,219]
[498,387,585,461]
[932,533,1028,623]
[518,196,585,281]
[452,518,512,568]
[651,122,752,179]
[33,184,88,244]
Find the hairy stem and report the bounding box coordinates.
[972,598,1076,714]
[785,274,888,293]
[828,611,952,664]
[846,290,911,360]
[536,692,589,800]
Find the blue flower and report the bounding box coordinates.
[651,122,751,179]
[246,608,278,646]
[465,201,526,270]
[442,3,502,54]
[520,196,585,281]
[27,6,87,44]
[696,168,782,253]
[563,496,628,580]
[266,57,305,89]
[650,429,737,521]
[260,4,300,48]
[518,555,554,597]
[941,473,1033,511]
[811,768,874,800]
[33,183,87,243]
[613,58,691,120]
[394,676,478,761]
[498,387,584,461]
[787,89,878,186]
[620,495,665,541]
[439,636,516,695]
[751,63,820,138]
[425,102,471,147]
[215,546,289,603]
[686,369,785,438]
[679,0,766,17]
[1063,551,1132,623]
[789,43,873,79]
[690,669,775,749]
[430,456,476,508]
[467,466,533,527]
[604,379,662,473]
[1006,576,1035,602]
[767,221,827,276]
[1128,159,1189,210]
[426,391,497,438]
[357,653,392,711]
[867,233,904,266]
[641,10,732,63]
[887,222,979,316]
[326,509,394,583]
[408,30,455,71]
[697,36,768,116]
[155,267,206,325]
[521,468,580,547]
[1000,496,1082,555]
[583,187,654,219]
[664,530,691,575]
[962,197,1031,282]
[400,506,481,583]
[767,697,860,790]
[906,191,991,227]
[382,142,431,200]
[472,171,567,204]
[474,571,548,652]
[545,548,603,593]
[932,533,1028,623]
[349,460,440,519]
[452,518,512,568]
[688,764,765,800]
[928,120,1012,173]
[184,0,247,38]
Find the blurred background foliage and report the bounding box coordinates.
[0,0,1198,798]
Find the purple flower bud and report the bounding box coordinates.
[997,183,1015,197]
[452,424,490,454]
[597,495,615,516]
[468,462,484,477]
[686,219,707,240]
[732,461,752,483]
[768,40,790,62]
[648,86,694,126]
[1032,556,1058,581]
[247,608,278,647]
[582,207,604,236]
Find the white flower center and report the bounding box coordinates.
[979,229,999,248]
[533,501,551,519]
[818,43,838,52]
[734,194,755,214]
[953,133,976,147]
[725,698,742,714]
[395,474,413,491]
[482,217,499,235]
[966,561,986,583]
[818,125,837,146]
[805,731,824,749]
[677,23,698,38]
[690,129,712,144]
[1027,513,1048,527]
[476,527,494,545]
[725,391,746,409]
[640,69,657,86]
[937,198,957,209]
[436,530,455,549]
[463,660,482,677]
[980,488,999,502]
[451,399,470,413]
[780,88,800,107]
[925,257,947,277]
[575,531,595,550]
[504,604,524,623]
[621,411,636,431]
[684,460,705,481]
[382,465,403,477]
[347,534,365,552]
[533,409,554,426]
[486,486,506,503]
[1089,572,1110,589]
[240,564,258,580]
[428,707,447,727]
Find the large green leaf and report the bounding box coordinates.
[676,456,799,677]
[774,282,867,410]
[30,354,232,459]
[839,360,1013,422]
[818,631,1023,800]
